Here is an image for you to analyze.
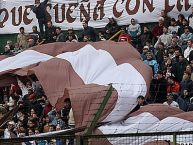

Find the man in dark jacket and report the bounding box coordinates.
[32,0,49,35]
[81,20,97,42]
[150,70,167,103]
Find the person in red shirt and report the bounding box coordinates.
[118,28,131,43]
[167,76,180,93]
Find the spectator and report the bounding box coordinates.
[167,76,180,94]
[81,20,97,42]
[29,25,42,44]
[45,21,56,43]
[127,18,141,48]
[172,54,189,82]
[178,19,193,36]
[150,70,167,103]
[163,93,179,108]
[160,10,171,27]
[61,98,71,125]
[154,26,172,49]
[188,6,193,29]
[17,27,29,49]
[152,17,164,40]
[66,34,78,43]
[177,89,191,111]
[180,71,193,96]
[168,18,180,34]
[130,95,148,113]
[4,121,17,138]
[27,37,36,48]
[155,42,165,67]
[140,26,153,48]
[98,31,107,41]
[176,14,185,27]
[66,28,78,41]
[118,28,131,43]
[180,26,193,46]
[144,50,159,77]
[104,16,120,39]
[32,0,50,35]
[55,27,65,42]
[184,40,193,61]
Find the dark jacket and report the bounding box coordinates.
[82,26,97,42]
[32,0,49,19]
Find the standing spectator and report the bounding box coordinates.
[154,26,172,49]
[55,27,65,42]
[172,54,189,82]
[155,42,165,67]
[150,71,167,103]
[17,27,29,49]
[81,20,97,42]
[163,93,179,108]
[144,51,159,77]
[152,17,164,41]
[160,10,171,27]
[44,21,56,43]
[177,89,191,111]
[127,18,141,48]
[104,16,120,39]
[32,0,50,36]
[188,6,193,29]
[140,26,153,48]
[180,71,193,96]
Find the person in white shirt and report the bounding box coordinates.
[163,93,179,108]
[184,40,193,61]
[154,26,172,49]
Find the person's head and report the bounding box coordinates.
[26,81,32,88]
[27,38,36,48]
[158,17,164,26]
[146,51,153,60]
[34,128,40,135]
[190,60,193,68]
[157,70,164,80]
[167,76,175,84]
[67,27,74,34]
[178,14,185,22]
[171,37,177,46]
[137,95,145,105]
[183,89,189,96]
[163,54,169,62]
[28,128,34,136]
[145,40,152,47]
[131,18,136,25]
[143,46,149,53]
[47,21,53,28]
[158,42,164,49]
[170,18,176,26]
[182,19,188,26]
[7,121,15,131]
[44,115,50,123]
[49,125,56,132]
[174,49,181,57]
[32,26,37,32]
[179,54,184,62]
[19,27,24,34]
[28,93,36,102]
[187,40,192,47]
[186,64,192,73]
[163,26,168,34]
[83,35,90,42]
[64,98,71,109]
[184,26,190,33]
[82,20,88,28]
[108,16,115,24]
[182,71,191,80]
[166,93,174,103]
[160,10,167,17]
[28,119,36,128]
[56,27,61,35]
[143,26,149,33]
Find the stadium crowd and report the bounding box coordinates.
[0,1,193,144]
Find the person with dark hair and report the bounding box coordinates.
[81,20,97,42]
[150,70,167,103]
[180,71,193,96]
[160,9,171,27]
[163,93,179,108]
[104,16,120,39]
[130,95,148,113]
[55,27,65,42]
[32,0,50,35]
[168,18,180,34]
[29,25,42,44]
[44,21,56,43]
[167,76,180,94]
[154,25,172,49]
[17,27,29,49]
[188,6,193,29]
[177,14,185,26]
[140,26,153,48]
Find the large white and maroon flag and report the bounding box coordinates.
[1,41,192,145]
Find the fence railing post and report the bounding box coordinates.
[173,133,177,145]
